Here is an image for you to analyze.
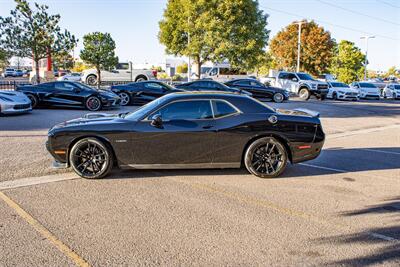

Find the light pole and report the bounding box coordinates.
[293,20,306,72]
[360,35,375,80]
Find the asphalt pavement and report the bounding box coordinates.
[0,98,399,266]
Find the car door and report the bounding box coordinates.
[286,73,299,93]
[53,82,85,106]
[131,100,216,165]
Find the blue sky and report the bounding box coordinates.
[0,0,399,71]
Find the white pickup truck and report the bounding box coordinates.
[265,71,329,100]
[81,63,157,86]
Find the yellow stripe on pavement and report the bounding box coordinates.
[0,191,90,267]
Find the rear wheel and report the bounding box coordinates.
[299,88,310,100]
[135,75,147,82]
[85,96,102,111]
[70,138,113,179]
[86,75,97,86]
[26,94,38,108]
[244,137,288,178]
[118,92,131,106]
[273,92,284,103]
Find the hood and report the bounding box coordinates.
[97,89,119,98]
[49,113,121,132]
[0,91,30,103]
[276,108,320,118]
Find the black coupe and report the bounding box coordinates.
[175,80,252,96]
[16,81,120,111]
[110,81,183,106]
[47,92,324,179]
[225,79,289,103]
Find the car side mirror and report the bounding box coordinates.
[150,114,163,128]
[292,78,298,82]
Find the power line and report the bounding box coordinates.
[377,0,400,9]
[316,0,400,26]
[259,5,400,41]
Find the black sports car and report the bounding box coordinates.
[16,81,120,111]
[110,81,184,106]
[225,78,289,103]
[47,92,324,179]
[175,80,252,96]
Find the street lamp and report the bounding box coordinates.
[360,35,375,80]
[187,16,191,82]
[293,20,307,72]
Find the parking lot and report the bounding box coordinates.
[0,98,399,265]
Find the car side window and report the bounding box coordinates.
[55,82,75,90]
[278,73,289,79]
[144,82,163,90]
[149,100,213,121]
[234,80,250,86]
[249,80,263,87]
[212,100,238,118]
[287,74,297,81]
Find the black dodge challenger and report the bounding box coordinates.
[47,92,325,179]
[16,81,120,111]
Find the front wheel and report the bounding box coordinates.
[70,138,113,179]
[244,137,288,178]
[26,94,39,108]
[85,96,102,111]
[273,92,284,103]
[299,88,310,100]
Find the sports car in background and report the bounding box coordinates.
[46,92,325,179]
[110,81,184,106]
[16,81,120,111]
[0,90,32,115]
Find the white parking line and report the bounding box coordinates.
[0,173,77,190]
[299,163,346,173]
[328,124,400,139]
[361,148,400,156]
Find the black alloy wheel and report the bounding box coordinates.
[273,92,284,103]
[244,137,288,178]
[85,96,102,111]
[26,94,38,108]
[70,138,113,179]
[118,92,131,106]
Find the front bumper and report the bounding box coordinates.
[360,93,380,99]
[336,92,359,100]
[0,103,32,114]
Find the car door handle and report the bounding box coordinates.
[202,125,214,129]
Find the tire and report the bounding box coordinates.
[118,92,131,106]
[273,93,284,103]
[320,95,326,101]
[85,96,102,111]
[86,75,97,86]
[69,138,113,179]
[244,137,288,178]
[299,88,310,100]
[332,92,338,100]
[393,93,397,99]
[26,94,39,108]
[135,75,147,82]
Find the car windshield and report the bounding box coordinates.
[359,83,377,88]
[296,73,314,80]
[124,97,166,121]
[75,82,95,90]
[330,82,349,88]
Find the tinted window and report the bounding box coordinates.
[212,100,238,118]
[150,100,213,120]
[278,73,289,79]
[116,63,130,70]
[233,80,250,86]
[394,85,400,89]
[330,82,349,88]
[55,82,76,90]
[359,83,377,88]
[249,80,263,87]
[144,82,163,90]
[297,73,314,80]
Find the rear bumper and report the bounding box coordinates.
[291,141,324,164]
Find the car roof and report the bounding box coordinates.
[226,78,257,83]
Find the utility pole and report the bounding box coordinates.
[360,35,375,80]
[293,20,306,73]
[187,16,191,82]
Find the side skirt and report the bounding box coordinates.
[119,162,240,170]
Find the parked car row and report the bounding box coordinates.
[1,68,29,78]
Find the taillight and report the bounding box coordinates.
[152,70,157,77]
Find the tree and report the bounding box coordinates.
[80,32,118,88]
[329,40,365,84]
[269,21,335,76]
[0,0,77,83]
[53,51,74,70]
[385,66,399,78]
[176,63,188,74]
[72,61,92,73]
[159,0,269,77]
[0,48,10,71]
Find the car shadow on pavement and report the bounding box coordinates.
[104,147,400,180]
[315,197,400,265]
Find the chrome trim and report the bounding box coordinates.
[120,162,240,169]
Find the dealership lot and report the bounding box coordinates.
[0,98,399,265]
